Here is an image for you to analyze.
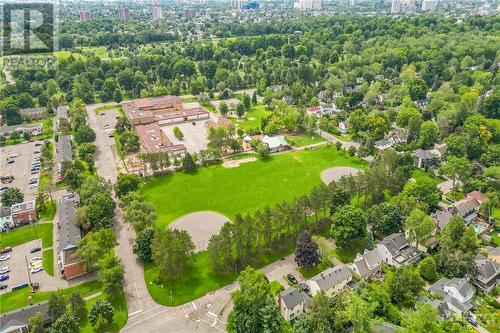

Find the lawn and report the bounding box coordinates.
[79,293,128,333]
[94,104,121,113]
[287,133,325,147]
[0,223,52,249]
[229,105,271,131]
[411,169,441,185]
[39,200,56,222]
[145,245,295,306]
[43,249,54,276]
[141,146,366,229]
[297,258,334,279]
[269,280,284,296]
[0,280,102,314]
[332,239,366,263]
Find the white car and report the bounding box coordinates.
[30,266,43,274]
[0,266,10,274]
[8,153,18,159]
[29,183,38,189]
[30,257,42,263]
[0,255,11,261]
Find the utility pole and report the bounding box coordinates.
[24,255,33,288]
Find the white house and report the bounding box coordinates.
[350,249,383,279]
[307,265,352,297]
[262,135,289,153]
[339,120,349,135]
[277,287,311,321]
[375,233,420,267]
[374,139,393,152]
[429,278,475,315]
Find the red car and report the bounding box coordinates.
[0,247,12,254]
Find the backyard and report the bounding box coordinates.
[141,146,366,229]
[229,104,270,131]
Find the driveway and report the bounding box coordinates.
[315,129,360,150]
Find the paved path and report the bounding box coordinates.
[315,129,360,149]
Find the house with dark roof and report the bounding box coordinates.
[0,123,43,138]
[448,197,480,225]
[374,139,393,152]
[375,233,420,267]
[277,287,311,321]
[429,278,475,315]
[472,253,500,292]
[0,302,50,333]
[56,135,73,181]
[307,265,352,297]
[431,210,452,231]
[57,192,86,280]
[350,249,383,279]
[413,149,438,169]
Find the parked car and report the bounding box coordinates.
[0,274,9,281]
[0,255,11,261]
[35,142,42,147]
[8,153,18,158]
[0,247,12,254]
[30,256,42,263]
[29,183,38,189]
[31,266,43,274]
[100,112,105,116]
[299,282,310,293]
[30,247,41,253]
[287,274,298,285]
[0,284,7,290]
[7,160,15,164]
[0,266,10,274]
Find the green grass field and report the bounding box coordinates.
[141,146,366,229]
[43,249,54,276]
[0,280,102,314]
[39,200,56,222]
[229,105,270,130]
[288,133,325,147]
[79,293,128,333]
[0,223,53,249]
[332,239,366,263]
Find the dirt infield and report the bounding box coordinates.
[222,157,257,168]
[169,211,230,252]
[320,166,360,184]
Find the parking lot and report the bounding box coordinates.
[161,114,217,153]
[0,142,42,201]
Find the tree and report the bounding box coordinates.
[99,254,125,296]
[29,312,45,333]
[113,89,123,103]
[396,105,421,128]
[119,130,140,153]
[151,228,195,281]
[402,178,441,213]
[173,126,184,140]
[228,267,283,333]
[89,299,114,328]
[133,227,156,262]
[74,125,96,144]
[219,101,229,115]
[47,292,66,321]
[295,230,321,269]
[123,199,156,231]
[419,256,437,282]
[418,121,439,148]
[399,303,443,333]
[243,93,252,111]
[50,311,80,333]
[386,266,423,306]
[182,152,197,172]
[293,314,312,333]
[77,228,117,269]
[367,202,404,237]
[309,292,345,333]
[236,102,245,118]
[252,91,258,105]
[257,142,270,159]
[405,209,435,250]
[77,143,96,158]
[407,78,429,101]
[330,205,366,248]
[440,156,471,192]
[345,294,376,333]
[1,187,24,206]
[69,292,87,320]
[115,174,141,197]
[207,222,234,275]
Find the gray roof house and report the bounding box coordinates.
[0,302,50,333]
[431,210,453,231]
[413,149,438,169]
[19,107,47,120]
[375,233,420,267]
[56,105,69,120]
[429,278,475,315]
[307,265,352,297]
[0,123,43,137]
[448,197,480,225]
[278,287,311,321]
[56,135,73,180]
[472,254,500,293]
[374,139,393,152]
[418,296,452,318]
[350,249,383,279]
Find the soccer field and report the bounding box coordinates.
[141,146,366,229]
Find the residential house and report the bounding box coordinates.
[56,135,73,181]
[306,103,339,118]
[431,210,453,231]
[0,303,50,333]
[58,193,86,280]
[0,123,43,138]
[0,207,12,231]
[350,249,383,279]
[415,99,429,108]
[418,296,452,318]
[339,120,349,135]
[448,197,480,225]
[388,129,407,145]
[19,107,47,121]
[10,200,37,226]
[466,191,487,205]
[307,265,352,297]
[375,233,420,267]
[487,246,500,264]
[413,149,438,169]
[277,287,311,321]
[374,139,393,152]
[471,253,499,292]
[262,135,289,153]
[429,278,475,315]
